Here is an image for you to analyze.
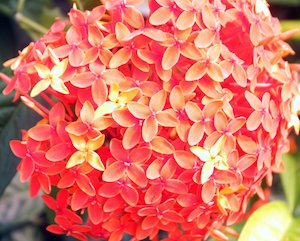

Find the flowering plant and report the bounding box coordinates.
[0,0,300,240]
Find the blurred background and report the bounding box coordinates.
[0,0,300,241]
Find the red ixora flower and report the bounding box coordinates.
[1,0,300,240]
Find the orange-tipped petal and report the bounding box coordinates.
[112,109,137,127]
[150,136,175,154]
[201,179,216,203]
[115,22,131,41]
[76,173,96,196]
[246,110,262,131]
[245,90,262,110]
[228,117,246,133]
[66,121,88,136]
[121,185,139,206]
[69,48,85,67]
[174,150,197,169]
[127,163,147,187]
[232,64,247,87]
[207,63,224,82]
[102,162,126,182]
[195,29,215,48]
[123,6,145,29]
[80,101,95,124]
[156,111,178,127]
[127,101,151,119]
[142,216,159,230]
[188,122,205,146]
[170,85,185,110]
[185,61,206,81]
[146,158,163,180]
[162,46,180,70]
[109,48,132,68]
[185,101,202,122]
[123,125,141,149]
[46,143,70,162]
[149,7,171,25]
[144,184,163,204]
[142,116,158,142]
[165,179,188,194]
[150,89,166,112]
[28,124,51,141]
[92,79,108,105]
[71,72,95,88]
[176,11,195,30]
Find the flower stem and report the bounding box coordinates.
[17,0,26,12]
[15,12,48,35]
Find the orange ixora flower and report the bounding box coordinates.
[1,0,300,240]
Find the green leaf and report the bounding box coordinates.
[269,0,300,6]
[0,102,40,196]
[238,201,293,241]
[280,154,297,212]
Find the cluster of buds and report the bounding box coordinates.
[1,0,299,240]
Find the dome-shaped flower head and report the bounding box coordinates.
[1,0,299,240]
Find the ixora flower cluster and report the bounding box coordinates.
[1,0,300,240]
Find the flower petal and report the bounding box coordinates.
[162,46,180,70]
[142,116,158,142]
[174,150,197,169]
[185,61,206,81]
[109,48,132,68]
[150,136,175,154]
[102,161,126,182]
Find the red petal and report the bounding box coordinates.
[121,185,139,206]
[28,124,51,141]
[144,184,163,204]
[146,158,163,180]
[142,216,159,230]
[165,179,188,194]
[88,204,103,224]
[127,163,147,187]
[123,125,141,150]
[129,146,152,164]
[76,173,96,196]
[98,182,121,197]
[46,143,70,162]
[10,140,27,157]
[201,179,216,203]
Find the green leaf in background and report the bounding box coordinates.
[269,0,300,6]
[0,100,41,196]
[238,201,293,241]
[280,154,298,213]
